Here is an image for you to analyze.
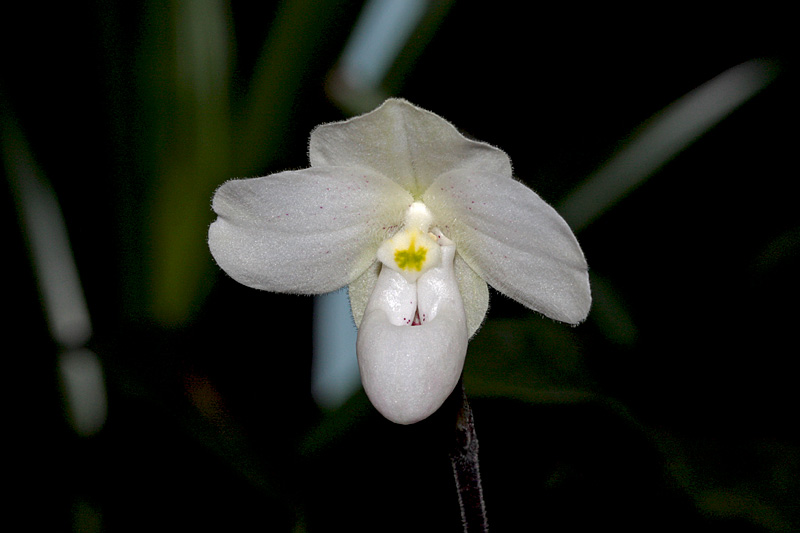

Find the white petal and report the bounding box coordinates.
[348,260,380,330]
[309,99,512,197]
[356,242,468,424]
[423,170,591,324]
[209,167,412,293]
[453,253,490,338]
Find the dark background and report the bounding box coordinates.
[3,1,796,531]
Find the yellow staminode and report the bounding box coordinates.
[377,202,441,282]
[394,233,428,272]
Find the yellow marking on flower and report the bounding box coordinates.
[394,235,428,272]
[377,224,441,283]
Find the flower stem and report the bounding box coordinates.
[449,379,488,532]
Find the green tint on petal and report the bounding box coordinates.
[309,99,512,197]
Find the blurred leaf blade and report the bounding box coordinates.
[143,0,353,326]
[232,0,353,174]
[142,0,232,325]
[558,58,781,233]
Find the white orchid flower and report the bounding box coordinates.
[208,98,590,424]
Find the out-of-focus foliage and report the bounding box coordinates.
[2,1,797,531]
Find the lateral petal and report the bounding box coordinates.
[423,171,591,324]
[453,253,490,338]
[209,167,412,294]
[309,99,512,197]
[348,260,380,330]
